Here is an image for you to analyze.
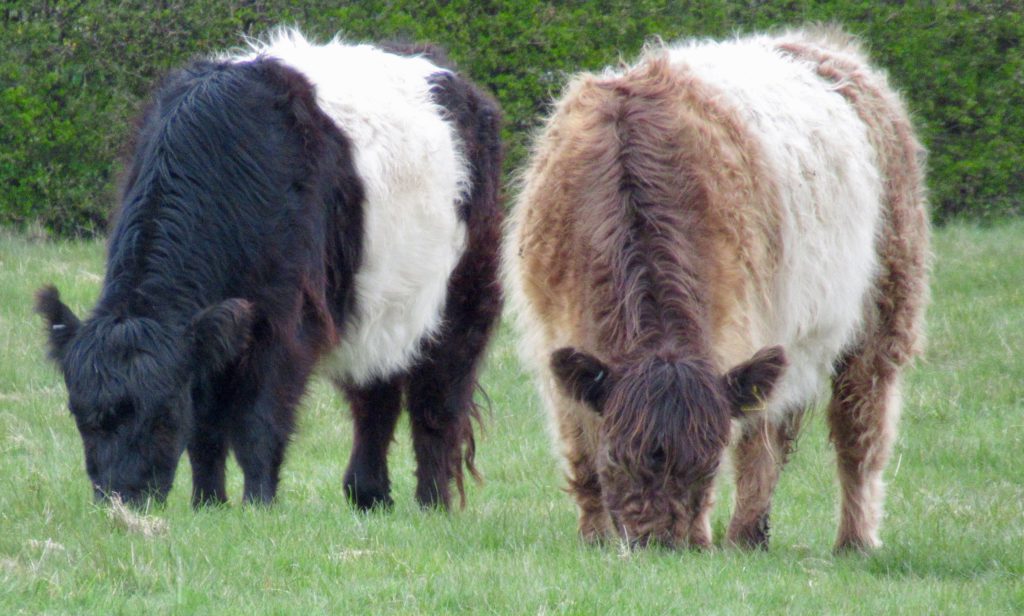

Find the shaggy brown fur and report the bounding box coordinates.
[513,55,786,548]
[516,55,781,363]
[726,408,804,548]
[509,29,929,551]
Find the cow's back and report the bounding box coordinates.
[103,58,349,323]
[666,34,887,413]
[228,31,473,385]
[509,30,923,418]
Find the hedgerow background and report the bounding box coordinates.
[2,1,1022,236]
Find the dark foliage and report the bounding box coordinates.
[2,1,1020,234]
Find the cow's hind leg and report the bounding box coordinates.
[405,363,477,510]
[405,217,502,510]
[828,348,903,552]
[726,410,804,549]
[341,378,403,510]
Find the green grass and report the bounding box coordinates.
[1,222,1022,614]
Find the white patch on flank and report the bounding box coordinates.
[665,34,884,417]
[227,29,471,385]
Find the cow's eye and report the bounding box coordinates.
[649,446,666,470]
[98,401,134,432]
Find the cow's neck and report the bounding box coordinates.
[96,267,205,331]
[98,200,223,327]
[630,290,711,361]
[591,265,713,363]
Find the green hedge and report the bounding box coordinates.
[2,1,1021,235]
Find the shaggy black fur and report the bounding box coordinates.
[37,57,364,506]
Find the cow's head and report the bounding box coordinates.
[35,285,253,506]
[551,345,786,548]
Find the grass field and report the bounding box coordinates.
[1,222,1021,614]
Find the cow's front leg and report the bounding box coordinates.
[188,376,233,507]
[229,344,311,505]
[687,481,716,549]
[569,457,612,543]
[188,423,229,507]
[727,410,803,549]
[551,394,610,543]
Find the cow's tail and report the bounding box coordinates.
[437,76,504,508]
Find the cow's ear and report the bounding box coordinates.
[723,346,787,418]
[550,348,617,414]
[35,285,81,362]
[191,299,254,374]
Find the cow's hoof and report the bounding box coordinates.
[343,477,393,511]
[726,513,771,550]
[414,482,451,511]
[833,534,881,554]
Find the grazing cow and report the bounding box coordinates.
[505,28,929,551]
[36,29,503,510]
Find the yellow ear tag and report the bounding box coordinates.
[741,384,767,414]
